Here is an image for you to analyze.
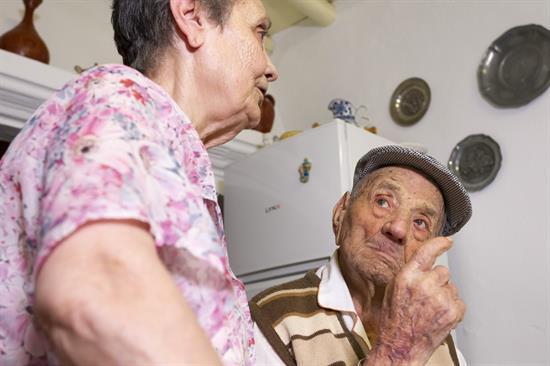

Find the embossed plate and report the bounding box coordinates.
[389,77,431,126]
[448,134,502,192]
[478,24,550,107]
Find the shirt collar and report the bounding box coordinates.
[317,249,372,349]
[317,249,357,313]
[118,64,218,203]
[139,70,217,202]
[178,122,217,202]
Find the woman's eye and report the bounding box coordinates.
[375,198,389,208]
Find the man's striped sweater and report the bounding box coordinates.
[250,270,459,366]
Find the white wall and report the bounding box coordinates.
[1,0,120,72]
[270,1,550,365]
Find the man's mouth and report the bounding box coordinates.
[368,240,402,268]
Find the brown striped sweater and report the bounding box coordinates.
[251,268,460,366]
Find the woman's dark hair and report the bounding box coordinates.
[112,0,236,74]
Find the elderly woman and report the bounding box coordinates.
[0,0,277,365]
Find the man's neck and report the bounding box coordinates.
[340,261,386,345]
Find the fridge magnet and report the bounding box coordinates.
[447,134,502,192]
[298,158,312,183]
[478,24,550,108]
[389,77,431,126]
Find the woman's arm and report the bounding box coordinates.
[35,219,222,365]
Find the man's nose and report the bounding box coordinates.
[381,215,409,245]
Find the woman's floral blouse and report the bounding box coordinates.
[0,65,253,366]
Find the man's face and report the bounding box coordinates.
[200,0,278,136]
[336,167,445,286]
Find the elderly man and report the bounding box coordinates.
[251,145,472,366]
[0,0,276,365]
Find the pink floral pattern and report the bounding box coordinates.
[0,65,253,365]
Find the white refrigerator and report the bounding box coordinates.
[224,120,396,296]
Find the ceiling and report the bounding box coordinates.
[261,0,335,34]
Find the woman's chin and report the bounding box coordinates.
[246,107,262,130]
[247,117,261,130]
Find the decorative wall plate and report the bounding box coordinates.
[478,24,550,107]
[448,134,502,192]
[389,77,431,126]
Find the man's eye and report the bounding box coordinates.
[258,31,268,41]
[414,219,428,230]
[375,198,389,208]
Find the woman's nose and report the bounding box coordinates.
[265,55,279,82]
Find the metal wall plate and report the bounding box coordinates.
[389,77,431,126]
[448,134,502,192]
[478,24,550,107]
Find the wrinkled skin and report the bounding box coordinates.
[159,0,278,149]
[373,238,465,365]
[332,167,465,365]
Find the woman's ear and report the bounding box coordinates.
[169,0,208,48]
[332,192,350,244]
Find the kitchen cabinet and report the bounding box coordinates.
[0,49,261,180]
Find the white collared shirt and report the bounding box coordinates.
[254,250,467,365]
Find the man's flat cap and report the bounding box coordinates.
[353,145,472,236]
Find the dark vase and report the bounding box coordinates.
[253,94,275,133]
[0,0,49,64]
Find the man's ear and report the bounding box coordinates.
[332,192,351,241]
[169,0,208,49]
